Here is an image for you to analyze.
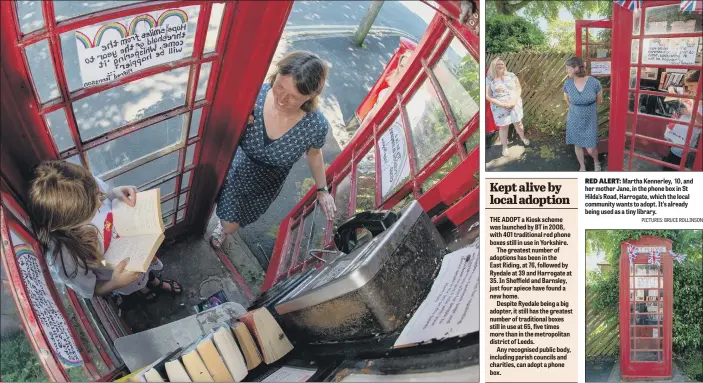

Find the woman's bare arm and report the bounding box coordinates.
[513,77,522,105]
[597,90,604,105]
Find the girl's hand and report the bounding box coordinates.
[111,186,137,207]
[318,191,336,221]
[111,259,142,288]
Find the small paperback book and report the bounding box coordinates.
[103,189,165,272]
[196,332,234,382]
[213,326,249,382]
[181,341,215,382]
[239,308,293,364]
[231,321,262,370]
[195,290,229,313]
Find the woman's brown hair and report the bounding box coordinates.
[28,161,105,278]
[684,70,700,84]
[566,56,587,77]
[267,51,328,113]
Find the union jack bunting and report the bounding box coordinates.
[627,243,636,264]
[681,0,703,12]
[671,251,688,263]
[648,251,661,266]
[615,0,642,11]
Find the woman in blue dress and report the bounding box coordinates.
[210,51,336,248]
[563,57,603,171]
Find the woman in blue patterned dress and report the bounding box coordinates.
[563,57,603,171]
[486,57,530,157]
[210,51,336,248]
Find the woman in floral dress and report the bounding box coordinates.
[486,57,529,157]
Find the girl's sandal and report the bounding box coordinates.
[150,277,183,295]
[210,222,227,249]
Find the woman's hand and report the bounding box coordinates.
[317,191,336,221]
[110,186,137,207]
[111,259,142,288]
[503,102,515,109]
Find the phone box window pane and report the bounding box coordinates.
[16,1,44,34]
[25,40,60,103]
[644,4,702,35]
[107,151,178,189]
[65,155,83,167]
[189,108,203,138]
[178,192,188,208]
[355,149,376,213]
[278,225,299,276]
[153,177,177,198]
[333,173,352,227]
[204,3,226,53]
[163,214,173,227]
[45,108,74,152]
[87,115,185,176]
[177,209,185,222]
[53,1,143,22]
[161,198,175,216]
[73,67,188,141]
[422,155,460,193]
[181,170,192,190]
[59,6,199,92]
[405,78,454,170]
[185,144,196,166]
[309,203,330,252]
[432,38,479,130]
[297,213,314,265]
[379,116,411,199]
[196,62,213,100]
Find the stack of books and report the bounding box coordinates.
[121,308,294,382]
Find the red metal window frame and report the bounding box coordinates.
[3,0,232,235]
[618,236,673,379]
[609,1,703,171]
[1,203,102,381]
[262,8,481,292]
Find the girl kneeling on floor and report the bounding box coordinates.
[28,160,182,301]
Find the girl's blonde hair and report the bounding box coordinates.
[28,161,105,278]
[487,57,505,80]
[267,51,328,113]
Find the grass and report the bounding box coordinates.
[0,332,48,382]
[676,350,703,382]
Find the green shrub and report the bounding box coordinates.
[486,14,546,54]
[0,332,48,382]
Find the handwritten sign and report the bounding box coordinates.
[634,277,659,289]
[75,8,190,88]
[635,246,667,253]
[591,61,611,76]
[379,118,411,198]
[643,38,699,66]
[394,241,480,347]
[13,241,83,367]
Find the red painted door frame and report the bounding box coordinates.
[619,236,673,380]
[609,1,703,171]
[261,3,481,292]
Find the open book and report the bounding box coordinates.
[103,189,165,273]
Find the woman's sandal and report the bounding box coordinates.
[594,162,602,171]
[149,275,183,295]
[210,222,227,249]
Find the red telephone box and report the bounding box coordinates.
[608,1,702,171]
[618,236,673,380]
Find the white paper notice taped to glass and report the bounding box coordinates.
[394,240,480,347]
[379,120,411,197]
[262,366,317,382]
[74,8,191,88]
[643,37,699,66]
[591,61,611,76]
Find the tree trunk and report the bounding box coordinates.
[495,0,531,15]
[353,0,384,47]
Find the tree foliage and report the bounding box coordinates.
[586,230,702,361]
[487,0,611,21]
[486,14,546,54]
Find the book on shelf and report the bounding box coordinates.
[232,321,263,370]
[239,308,294,365]
[213,326,249,382]
[182,343,215,382]
[138,347,183,383]
[103,188,165,272]
[197,332,235,382]
[164,359,191,383]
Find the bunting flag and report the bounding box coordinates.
[671,251,688,263]
[681,0,703,12]
[627,243,636,264]
[615,0,642,11]
[648,251,661,266]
